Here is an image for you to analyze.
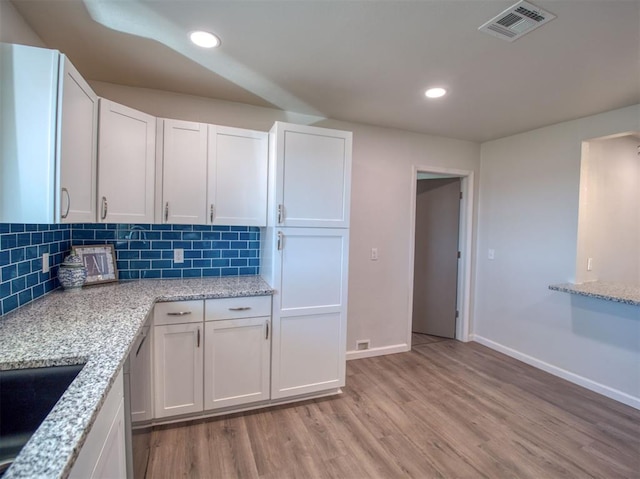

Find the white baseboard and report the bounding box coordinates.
[471,335,640,410]
[346,343,410,360]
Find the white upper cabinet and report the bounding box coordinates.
[160,119,208,224]
[269,122,352,228]
[207,125,268,226]
[159,120,268,226]
[0,43,97,223]
[59,56,98,223]
[98,100,156,223]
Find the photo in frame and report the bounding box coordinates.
[73,245,119,285]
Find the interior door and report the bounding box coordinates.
[412,177,461,338]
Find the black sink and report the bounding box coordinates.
[0,364,85,475]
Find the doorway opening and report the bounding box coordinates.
[407,166,474,346]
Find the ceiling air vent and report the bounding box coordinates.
[478,1,556,42]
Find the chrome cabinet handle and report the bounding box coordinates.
[197,328,201,348]
[277,231,284,251]
[265,320,269,340]
[135,333,147,357]
[101,196,108,220]
[164,202,169,222]
[167,311,192,316]
[228,307,251,311]
[61,188,70,219]
[210,204,215,223]
[277,204,284,224]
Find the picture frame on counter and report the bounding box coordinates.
[73,244,118,285]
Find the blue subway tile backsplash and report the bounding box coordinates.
[0,223,261,316]
[70,224,260,281]
[0,224,71,316]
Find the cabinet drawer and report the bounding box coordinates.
[154,300,204,325]
[205,296,271,321]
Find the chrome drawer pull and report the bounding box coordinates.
[135,333,147,357]
[228,307,251,311]
[166,311,192,316]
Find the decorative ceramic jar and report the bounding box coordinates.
[58,252,87,290]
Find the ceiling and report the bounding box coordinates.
[11,0,640,142]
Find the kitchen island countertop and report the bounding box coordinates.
[0,276,274,479]
[548,281,640,306]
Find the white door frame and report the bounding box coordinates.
[407,165,474,344]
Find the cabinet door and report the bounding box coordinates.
[207,126,268,226]
[271,228,349,399]
[153,323,203,418]
[0,44,58,223]
[70,370,126,479]
[98,100,156,223]
[204,317,271,410]
[130,325,152,423]
[271,122,352,228]
[161,119,207,224]
[58,55,98,223]
[90,399,127,479]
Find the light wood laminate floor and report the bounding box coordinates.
[136,339,640,478]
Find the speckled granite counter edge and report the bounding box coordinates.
[549,282,640,306]
[1,276,275,479]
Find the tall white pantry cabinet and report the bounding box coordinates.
[262,122,352,400]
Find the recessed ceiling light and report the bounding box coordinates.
[425,87,447,99]
[190,31,220,48]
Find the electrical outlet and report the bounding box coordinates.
[371,248,378,261]
[488,249,495,260]
[42,253,50,273]
[587,257,593,271]
[174,248,184,264]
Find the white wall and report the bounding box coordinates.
[576,136,640,283]
[475,105,640,408]
[0,1,46,47]
[90,81,481,355]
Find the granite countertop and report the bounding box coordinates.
[0,276,275,479]
[548,281,640,306]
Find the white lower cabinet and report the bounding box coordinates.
[153,322,203,418]
[70,370,127,479]
[269,228,349,400]
[148,290,341,422]
[152,297,271,420]
[204,316,271,410]
[129,324,153,423]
